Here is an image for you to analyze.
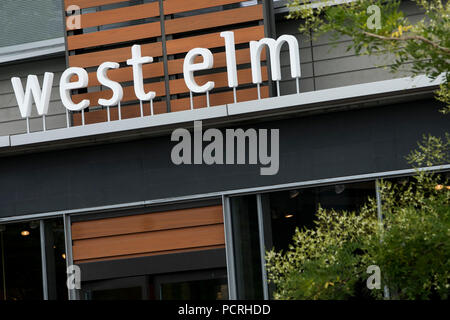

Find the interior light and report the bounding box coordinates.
[62,253,66,260]
[21,230,30,236]
[285,213,294,218]
[435,184,444,190]
[446,186,450,190]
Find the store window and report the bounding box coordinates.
[229,181,377,299]
[0,221,42,300]
[0,218,68,300]
[158,269,228,300]
[81,269,228,300]
[41,218,69,300]
[229,195,264,299]
[266,181,376,251]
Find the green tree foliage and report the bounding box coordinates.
[265,205,379,299]
[286,0,450,113]
[266,135,450,299]
[267,0,450,300]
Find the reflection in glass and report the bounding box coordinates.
[161,278,228,300]
[82,269,227,300]
[92,287,143,300]
[42,218,68,300]
[0,218,68,300]
[0,222,43,300]
[82,275,155,300]
[268,181,376,251]
[230,195,264,299]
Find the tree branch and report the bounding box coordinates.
[362,31,450,55]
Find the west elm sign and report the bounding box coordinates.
[10,31,301,131]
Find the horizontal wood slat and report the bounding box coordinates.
[81,48,262,87]
[68,21,161,50]
[167,48,265,76]
[164,5,263,35]
[72,81,166,105]
[72,224,225,261]
[169,68,268,95]
[166,25,264,55]
[65,0,129,10]
[65,1,266,126]
[72,86,269,123]
[170,86,269,112]
[72,205,223,240]
[72,101,167,126]
[67,2,160,30]
[86,61,165,87]
[163,0,243,15]
[68,42,163,68]
[75,245,226,264]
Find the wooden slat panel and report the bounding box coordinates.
[72,205,223,240]
[166,25,264,55]
[72,81,166,104]
[171,87,269,112]
[163,0,243,15]
[169,68,268,95]
[67,21,161,50]
[65,0,129,10]
[164,5,263,35]
[75,245,225,264]
[68,2,160,30]
[72,224,225,261]
[68,42,163,68]
[167,48,265,76]
[86,62,165,87]
[72,101,167,126]
[65,1,266,124]
[72,86,269,124]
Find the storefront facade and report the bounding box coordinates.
[0,0,448,300]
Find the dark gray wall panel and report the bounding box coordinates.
[0,99,448,218]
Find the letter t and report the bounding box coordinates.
[126,44,156,101]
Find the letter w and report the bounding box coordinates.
[11,72,54,118]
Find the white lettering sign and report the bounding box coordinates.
[10,32,301,121]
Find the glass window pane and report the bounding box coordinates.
[230,195,264,299]
[161,278,228,300]
[268,181,376,251]
[92,287,143,300]
[0,221,43,300]
[43,218,68,300]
